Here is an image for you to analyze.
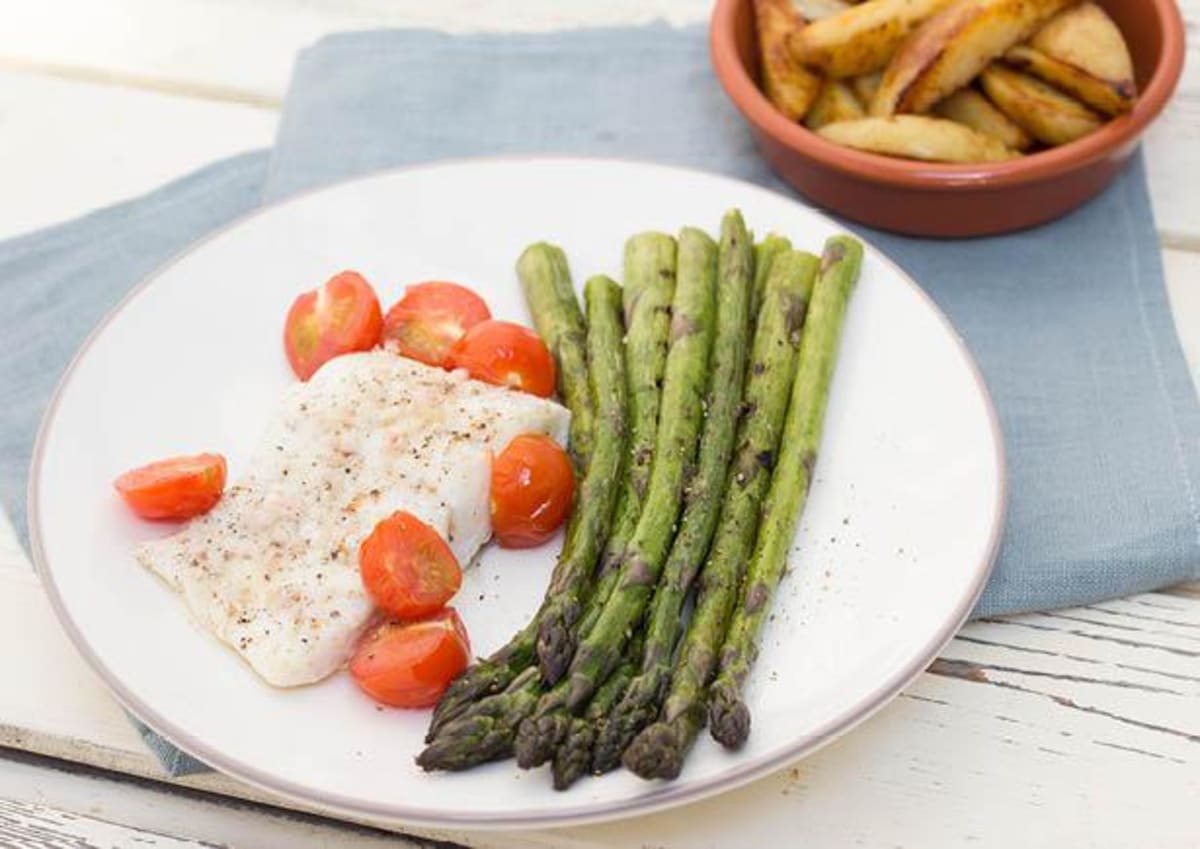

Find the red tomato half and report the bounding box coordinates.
[382,281,491,368]
[449,320,557,397]
[359,511,462,620]
[490,434,575,548]
[284,270,383,380]
[349,609,470,708]
[114,453,226,521]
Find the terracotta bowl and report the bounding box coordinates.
[710,0,1185,237]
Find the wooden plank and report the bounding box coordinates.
[0,0,713,104]
[0,0,1197,242]
[0,797,221,848]
[0,68,275,239]
[0,562,1196,848]
[0,752,438,849]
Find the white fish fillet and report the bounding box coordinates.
[136,351,570,687]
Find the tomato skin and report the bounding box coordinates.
[114,453,227,521]
[382,281,492,368]
[490,434,575,548]
[349,609,470,708]
[449,320,557,397]
[359,511,462,619]
[284,271,383,380]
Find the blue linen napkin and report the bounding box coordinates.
[2,24,1197,777]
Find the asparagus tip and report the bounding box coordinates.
[551,719,596,791]
[591,671,665,774]
[536,609,577,686]
[514,711,572,770]
[623,721,686,780]
[707,684,751,750]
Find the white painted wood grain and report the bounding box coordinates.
[0,0,1196,241]
[0,798,221,848]
[2,560,1197,849]
[0,753,439,849]
[0,0,712,104]
[0,68,275,239]
[0,0,1196,846]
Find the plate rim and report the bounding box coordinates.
[27,154,1008,831]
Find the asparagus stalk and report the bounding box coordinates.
[552,235,678,674]
[566,228,718,704]
[708,236,863,750]
[417,667,542,771]
[530,273,631,679]
[551,635,642,791]
[592,210,755,773]
[623,249,819,781]
[426,621,535,740]
[751,234,792,320]
[426,273,628,740]
[596,235,678,567]
[518,243,594,472]
[516,228,719,769]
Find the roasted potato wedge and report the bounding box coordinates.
[1032,1,1134,88]
[805,79,867,129]
[871,0,1079,116]
[980,63,1103,145]
[933,86,1033,150]
[1004,44,1133,116]
[816,115,1019,162]
[788,0,956,79]
[794,0,854,21]
[849,71,883,105]
[754,0,823,121]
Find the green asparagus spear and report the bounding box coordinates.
[566,228,718,704]
[592,210,755,773]
[751,235,792,320]
[518,243,594,472]
[515,228,719,769]
[426,273,628,740]
[623,249,819,781]
[551,635,642,791]
[708,236,862,751]
[547,235,678,678]
[426,621,535,740]
[530,273,631,683]
[417,667,542,771]
[597,234,677,570]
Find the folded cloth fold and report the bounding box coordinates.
[1,25,1196,777]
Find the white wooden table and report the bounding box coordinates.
[1,2,1197,846]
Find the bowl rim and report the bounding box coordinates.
[710,0,1186,191]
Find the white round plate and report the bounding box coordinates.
[31,158,1004,831]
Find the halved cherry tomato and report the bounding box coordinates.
[449,320,557,397]
[359,511,462,619]
[382,281,491,368]
[114,453,227,521]
[284,270,383,380]
[490,434,575,548]
[349,609,470,708]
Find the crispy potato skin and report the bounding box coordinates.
[755,0,823,120]
[933,86,1034,150]
[805,79,868,129]
[789,0,957,78]
[1004,44,1133,116]
[871,0,1080,116]
[816,115,1019,161]
[980,62,1103,145]
[1032,1,1134,85]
